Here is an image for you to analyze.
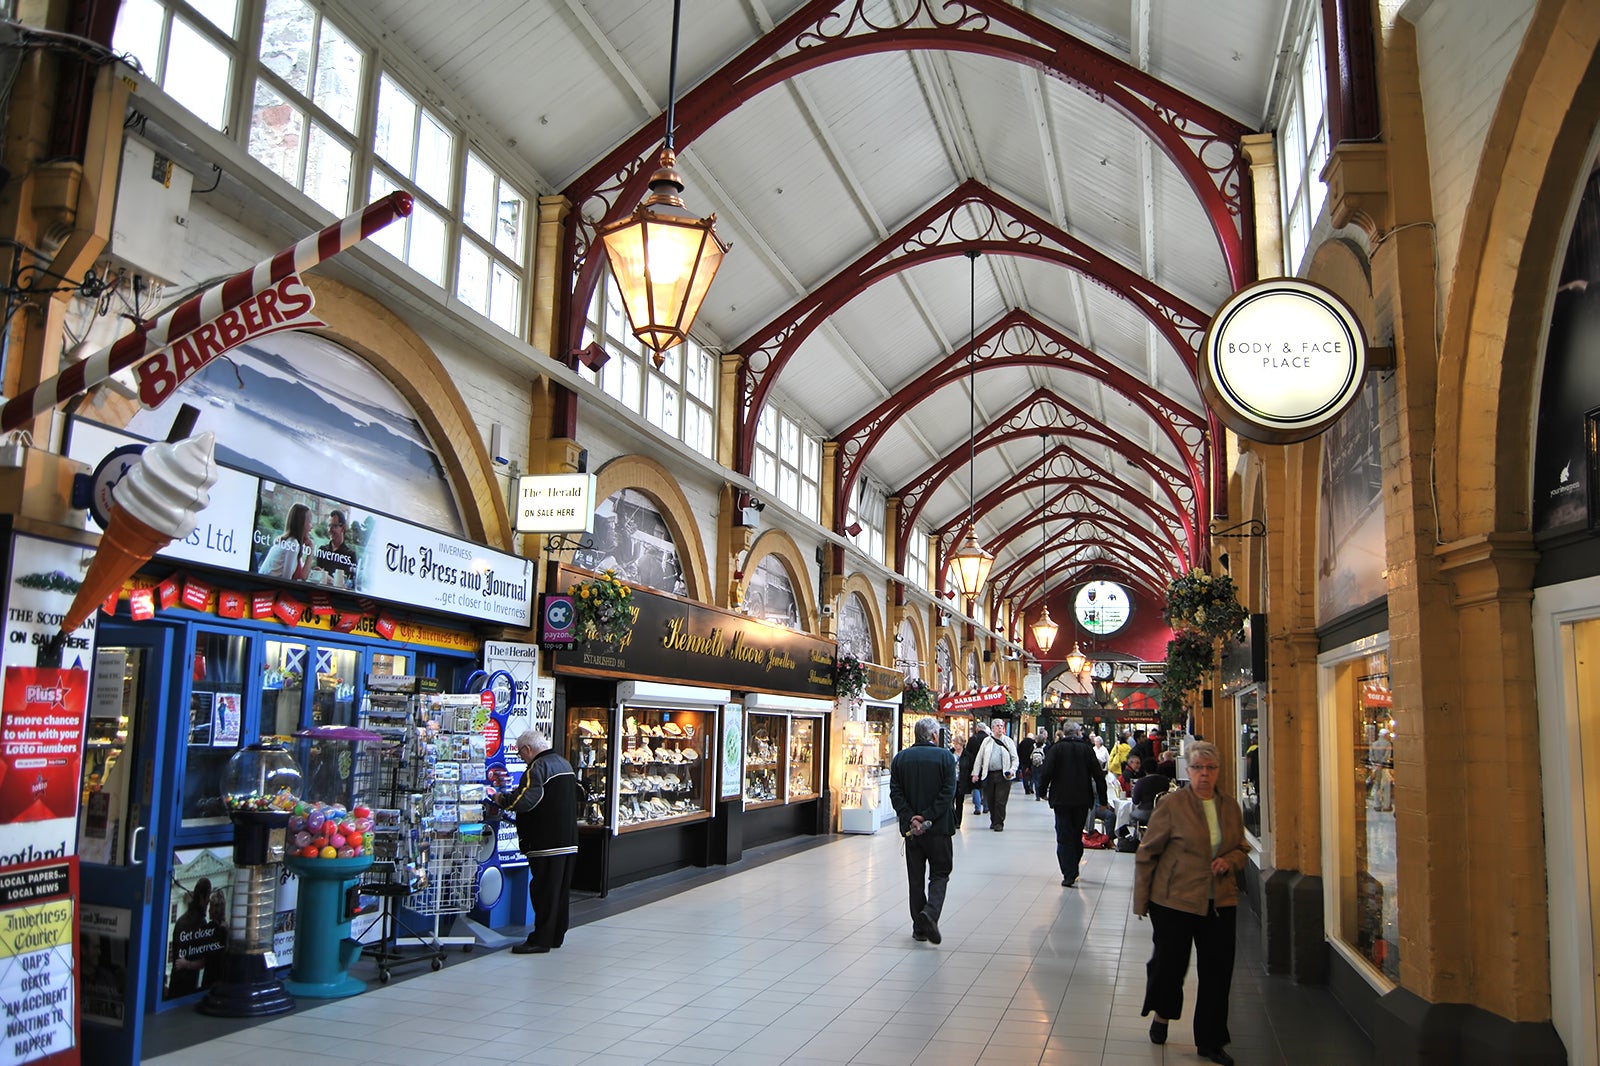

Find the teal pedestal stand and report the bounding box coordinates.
[283,853,375,998]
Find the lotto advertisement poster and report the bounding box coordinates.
[0,669,88,867]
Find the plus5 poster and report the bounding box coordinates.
[0,668,88,866]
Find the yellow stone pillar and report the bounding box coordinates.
[530,195,572,358]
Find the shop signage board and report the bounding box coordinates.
[1200,278,1369,443]
[549,566,836,699]
[719,707,743,802]
[0,858,77,1064]
[861,662,904,701]
[63,418,534,627]
[937,686,1009,714]
[513,474,597,534]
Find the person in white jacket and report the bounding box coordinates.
[973,719,1019,830]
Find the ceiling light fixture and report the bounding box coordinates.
[949,249,994,603]
[596,0,729,368]
[1030,434,1058,654]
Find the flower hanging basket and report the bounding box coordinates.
[1159,629,1214,715]
[902,677,935,716]
[571,569,635,645]
[834,653,867,702]
[1163,569,1249,642]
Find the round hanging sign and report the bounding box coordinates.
[1200,279,1368,443]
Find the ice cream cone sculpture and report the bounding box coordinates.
[59,432,219,636]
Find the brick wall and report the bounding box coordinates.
[1411,0,1537,315]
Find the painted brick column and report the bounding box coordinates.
[1435,532,1548,1021]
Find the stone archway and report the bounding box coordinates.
[838,572,885,662]
[592,454,712,603]
[741,528,821,634]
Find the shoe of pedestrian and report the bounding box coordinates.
[512,941,551,955]
[920,906,942,945]
[1197,1048,1233,1065]
[1148,1019,1168,1045]
[1061,877,1076,887]
[912,930,928,942]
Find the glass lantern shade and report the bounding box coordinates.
[1031,605,1058,653]
[1064,643,1088,677]
[950,530,995,601]
[598,149,728,365]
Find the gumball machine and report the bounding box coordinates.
[200,742,301,1017]
[283,726,379,998]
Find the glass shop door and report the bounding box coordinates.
[79,623,176,1063]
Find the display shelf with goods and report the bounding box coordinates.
[353,676,449,981]
[182,630,252,829]
[568,709,612,829]
[744,713,786,808]
[839,720,882,834]
[788,717,820,801]
[411,693,491,925]
[616,708,712,832]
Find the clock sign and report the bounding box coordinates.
[1090,659,1115,681]
[1074,581,1130,636]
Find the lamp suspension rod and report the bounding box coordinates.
[1040,433,1048,589]
[966,248,979,527]
[664,0,683,151]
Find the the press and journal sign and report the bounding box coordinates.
[514,474,596,535]
[1201,279,1369,443]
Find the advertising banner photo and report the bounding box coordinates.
[0,669,88,867]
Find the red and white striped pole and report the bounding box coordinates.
[0,191,413,435]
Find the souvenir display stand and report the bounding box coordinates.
[353,677,490,980]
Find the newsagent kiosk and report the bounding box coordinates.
[1,388,533,1063]
[546,564,837,893]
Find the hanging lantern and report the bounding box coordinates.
[1031,604,1058,653]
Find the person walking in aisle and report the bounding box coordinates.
[1133,741,1249,1066]
[973,718,1019,830]
[1036,722,1108,886]
[958,720,989,819]
[1017,730,1037,795]
[493,729,580,954]
[890,716,958,945]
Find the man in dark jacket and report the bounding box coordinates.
[1036,722,1108,887]
[956,721,988,819]
[890,716,957,945]
[1017,732,1037,795]
[494,729,579,954]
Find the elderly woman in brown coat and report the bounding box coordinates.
[1133,740,1250,1066]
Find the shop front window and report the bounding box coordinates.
[312,646,359,727]
[181,631,249,828]
[1340,649,1398,980]
[1239,687,1263,839]
[262,640,308,738]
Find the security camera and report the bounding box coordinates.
[820,602,834,617]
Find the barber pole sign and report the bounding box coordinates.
[135,274,324,409]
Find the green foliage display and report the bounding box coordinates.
[1163,569,1249,641]
[834,653,867,701]
[901,677,935,715]
[571,569,635,645]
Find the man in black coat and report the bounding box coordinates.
[890,716,958,944]
[1036,721,1108,887]
[1017,732,1037,795]
[956,720,988,821]
[494,729,580,954]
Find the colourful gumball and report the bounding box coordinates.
[353,806,371,819]
[338,847,355,858]
[319,846,337,859]
[293,832,311,849]
[300,846,319,858]
[346,831,363,847]
[312,836,328,850]
[288,815,306,832]
[307,813,326,831]
[329,834,347,849]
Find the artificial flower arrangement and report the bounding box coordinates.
[1163,568,1249,642]
[901,676,936,715]
[834,653,867,702]
[571,568,635,645]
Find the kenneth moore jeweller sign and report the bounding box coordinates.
[548,566,836,698]
[1200,279,1368,443]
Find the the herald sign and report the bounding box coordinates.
[134,274,326,409]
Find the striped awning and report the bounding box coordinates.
[937,685,1008,714]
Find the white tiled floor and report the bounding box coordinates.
[144,794,1370,1065]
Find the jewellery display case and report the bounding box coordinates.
[787,717,820,801]
[615,708,712,831]
[567,709,611,828]
[839,721,883,834]
[744,713,785,808]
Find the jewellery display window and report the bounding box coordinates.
[567,708,611,828]
[787,717,820,800]
[744,713,785,808]
[864,707,895,785]
[616,707,712,831]
[839,722,881,810]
